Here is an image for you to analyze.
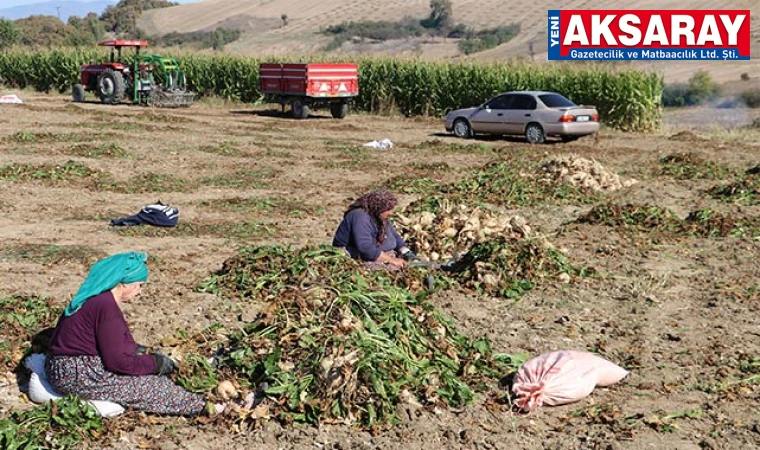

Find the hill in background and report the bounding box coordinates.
[0,1,112,21]
[138,0,759,83]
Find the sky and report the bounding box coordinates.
[2,0,201,7]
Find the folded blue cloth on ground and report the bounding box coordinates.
[110,201,179,227]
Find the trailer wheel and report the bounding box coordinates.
[330,103,348,119]
[291,99,309,119]
[97,69,125,105]
[72,84,85,103]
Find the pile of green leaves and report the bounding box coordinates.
[191,245,523,428]
[682,208,760,239]
[415,161,599,210]
[0,296,59,372]
[0,396,103,449]
[450,238,590,298]
[577,203,760,239]
[657,152,735,180]
[383,176,444,195]
[0,297,88,450]
[577,203,682,232]
[708,170,760,205]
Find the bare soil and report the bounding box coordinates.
[1,94,760,449]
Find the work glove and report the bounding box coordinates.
[401,250,420,261]
[135,344,148,355]
[153,353,179,376]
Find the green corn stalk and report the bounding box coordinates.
[3,49,662,131]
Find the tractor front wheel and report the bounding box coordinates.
[72,84,85,103]
[97,69,125,105]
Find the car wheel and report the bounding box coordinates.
[525,123,545,144]
[453,119,472,138]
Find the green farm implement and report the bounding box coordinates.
[72,40,194,108]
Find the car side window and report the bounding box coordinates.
[508,95,537,110]
[485,95,511,110]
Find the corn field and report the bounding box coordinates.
[0,49,663,131]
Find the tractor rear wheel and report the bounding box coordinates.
[291,99,309,119]
[330,103,348,119]
[97,69,125,105]
[72,84,85,103]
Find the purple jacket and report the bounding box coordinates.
[332,208,407,261]
[48,291,156,375]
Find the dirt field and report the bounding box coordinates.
[1,93,760,450]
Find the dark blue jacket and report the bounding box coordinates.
[332,209,407,261]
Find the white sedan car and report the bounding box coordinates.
[445,91,600,144]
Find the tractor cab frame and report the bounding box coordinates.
[73,40,193,107]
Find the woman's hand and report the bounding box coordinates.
[388,257,407,269]
[378,251,406,268]
[153,353,179,376]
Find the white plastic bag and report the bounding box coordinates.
[24,353,125,417]
[362,138,394,149]
[512,350,628,411]
[0,94,23,104]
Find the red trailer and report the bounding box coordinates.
[259,62,359,119]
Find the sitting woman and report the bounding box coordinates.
[332,189,417,270]
[45,251,207,416]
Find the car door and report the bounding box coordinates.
[469,95,512,134]
[501,94,537,134]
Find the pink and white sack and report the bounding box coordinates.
[511,350,628,412]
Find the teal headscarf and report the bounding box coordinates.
[64,251,149,316]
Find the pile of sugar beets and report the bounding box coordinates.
[175,197,587,430]
[173,157,623,429]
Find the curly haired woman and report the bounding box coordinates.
[332,189,417,270]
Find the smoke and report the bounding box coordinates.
[664,96,756,130]
[707,95,755,128]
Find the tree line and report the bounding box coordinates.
[0,0,239,50]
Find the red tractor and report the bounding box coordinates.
[73,40,194,107]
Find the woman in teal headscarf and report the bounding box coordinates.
[45,251,208,416]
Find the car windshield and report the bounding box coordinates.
[539,94,576,108]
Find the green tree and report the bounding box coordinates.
[686,70,719,104]
[100,0,139,34]
[211,28,225,50]
[16,15,69,47]
[83,12,106,42]
[100,0,176,36]
[0,19,21,49]
[66,16,95,45]
[422,0,453,34]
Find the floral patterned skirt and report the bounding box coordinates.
[46,355,205,416]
